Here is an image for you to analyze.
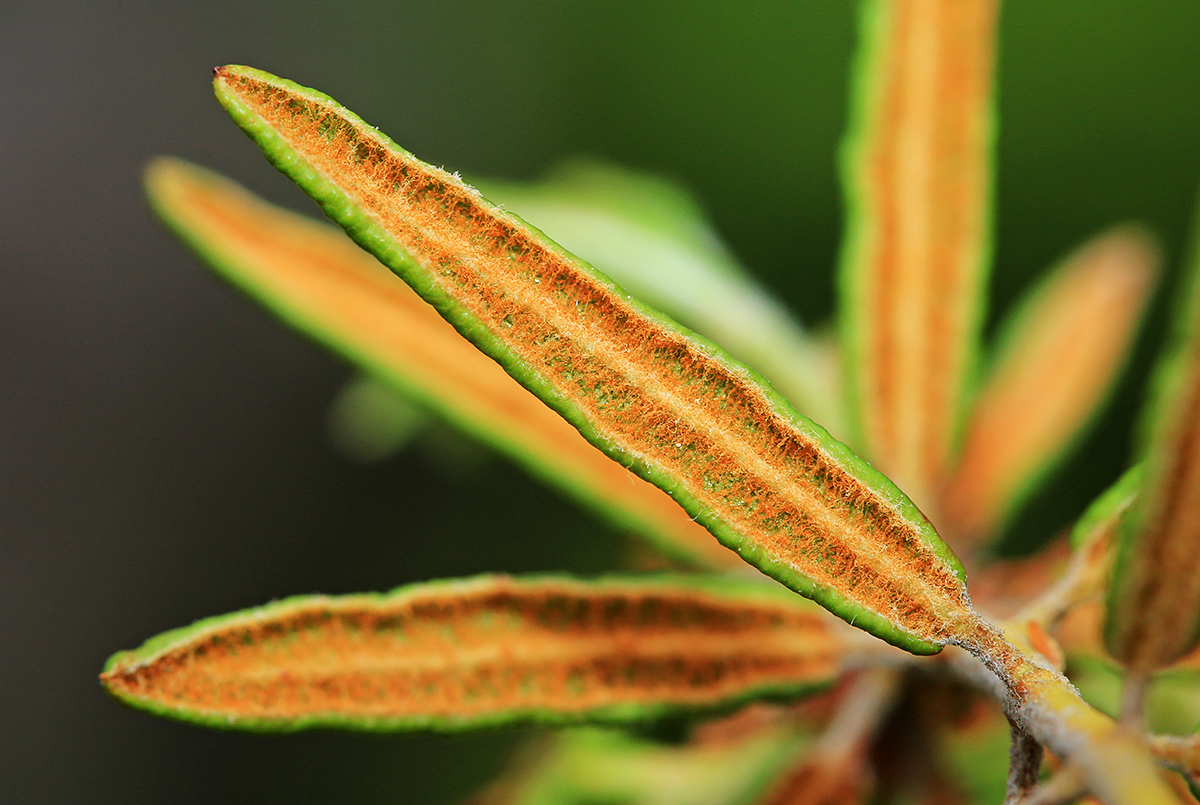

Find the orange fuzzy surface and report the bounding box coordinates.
[941,229,1156,543]
[149,159,737,569]
[214,67,975,647]
[102,577,844,725]
[850,0,997,507]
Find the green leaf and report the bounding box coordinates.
[469,726,806,805]
[211,65,977,655]
[1008,466,1141,632]
[1070,465,1143,553]
[101,574,847,732]
[936,704,1011,805]
[1070,657,1200,737]
[479,160,844,436]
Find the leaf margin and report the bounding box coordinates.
[101,573,848,733]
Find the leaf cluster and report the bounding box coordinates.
[103,1,1200,802]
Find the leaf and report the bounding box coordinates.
[1107,203,1200,676]
[1148,734,1200,802]
[935,701,1011,805]
[212,65,977,654]
[145,157,736,568]
[839,0,999,508]
[101,574,846,731]
[940,227,1158,546]
[479,160,845,436]
[1070,465,1145,553]
[468,726,806,805]
[1001,466,1142,633]
[1071,658,1200,738]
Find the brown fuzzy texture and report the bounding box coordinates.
[101,578,842,723]
[853,0,998,509]
[1111,336,1200,673]
[213,68,975,646]
[151,159,738,569]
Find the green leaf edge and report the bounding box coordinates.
[1069,464,1142,551]
[213,65,967,655]
[501,726,810,805]
[102,573,839,733]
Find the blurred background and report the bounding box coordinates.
[5,0,1200,801]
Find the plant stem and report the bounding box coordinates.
[1117,672,1149,727]
[954,616,1175,804]
[1003,718,1043,804]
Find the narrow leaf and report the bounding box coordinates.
[212,65,977,654]
[481,161,845,436]
[1149,734,1200,800]
[1072,659,1200,739]
[101,575,845,731]
[468,726,806,805]
[940,228,1158,545]
[1107,206,1200,675]
[839,0,999,508]
[1070,465,1145,553]
[936,702,1011,805]
[145,157,736,568]
[1014,466,1141,631]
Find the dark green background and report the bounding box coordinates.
[5,1,1200,801]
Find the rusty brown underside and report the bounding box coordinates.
[1114,344,1200,672]
[859,0,997,508]
[161,164,738,568]
[215,69,977,646]
[102,579,842,720]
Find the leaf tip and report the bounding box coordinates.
[99,651,146,711]
[211,64,236,92]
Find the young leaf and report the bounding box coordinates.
[940,228,1158,546]
[1148,734,1200,800]
[839,0,999,508]
[212,65,977,654]
[1014,466,1141,631]
[1107,205,1200,677]
[101,575,847,731]
[480,161,845,436]
[935,701,1012,805]
[1072,659,1200,739]
[468,726,807,805]
[145,158,736,569]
